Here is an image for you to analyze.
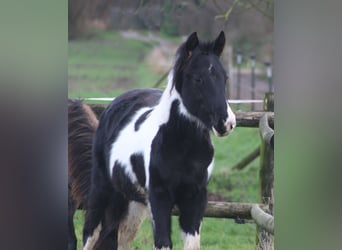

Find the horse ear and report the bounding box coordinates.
[213,31,225,56]
[185,32,199,56]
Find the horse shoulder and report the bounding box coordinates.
[108,106,161,188]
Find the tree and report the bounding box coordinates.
[214,0,274,22]
[68,0,111,39]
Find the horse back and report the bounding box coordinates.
[94,89,162,177]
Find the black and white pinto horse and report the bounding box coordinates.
[83,31,236,250]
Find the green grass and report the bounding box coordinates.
[209,127,260,203]
[74,211,256,250]
[132,216,256,250]
[68,30,163,99]
[69,30,261,249]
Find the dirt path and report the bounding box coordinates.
[120,30,177,49]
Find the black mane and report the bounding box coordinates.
[197,40,217,52]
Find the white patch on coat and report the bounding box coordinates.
[83,223,102,250]
[181,231,200,250]
[108,106,152,182]
[208,63,213,73]
[207,158,214,180]
[118,201,148,250]
[109,71,200,189]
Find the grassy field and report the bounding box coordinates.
[69,31,260,249]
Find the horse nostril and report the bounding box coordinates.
[226,121,235,132]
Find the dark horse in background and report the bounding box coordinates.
[82,31,236,250]
[68,99,98,250]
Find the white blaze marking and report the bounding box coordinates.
[208,63,213,72]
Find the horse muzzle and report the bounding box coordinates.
[212,103,236,137]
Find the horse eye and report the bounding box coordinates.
[224,77,228,87]
[194,77,202,83]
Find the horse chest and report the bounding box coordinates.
[149,122,214,187]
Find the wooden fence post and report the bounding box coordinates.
[263,92,274,112]
[257,113,274,249]
[232,147,260,171]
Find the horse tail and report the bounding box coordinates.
[68,98,98,210]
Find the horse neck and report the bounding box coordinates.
[152,71,186,122]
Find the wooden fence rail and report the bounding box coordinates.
[232,147,260,171]
[251,205,274,235]
[235,111,274,128]
[89,104,274,128]
[172,201,268,219]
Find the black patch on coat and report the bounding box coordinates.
[134,109,153,131]
[130,153,146,187]
[149,100,213,195]
[112,162,146,204]
[150,100,213,187]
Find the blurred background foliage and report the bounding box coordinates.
[69,0,273,61]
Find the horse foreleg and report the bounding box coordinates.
[177,187,207,250]
[181,231,201,250]
[83,223,102,250]
[149,187,174,250]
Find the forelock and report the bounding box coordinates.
[198,41,216,54]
